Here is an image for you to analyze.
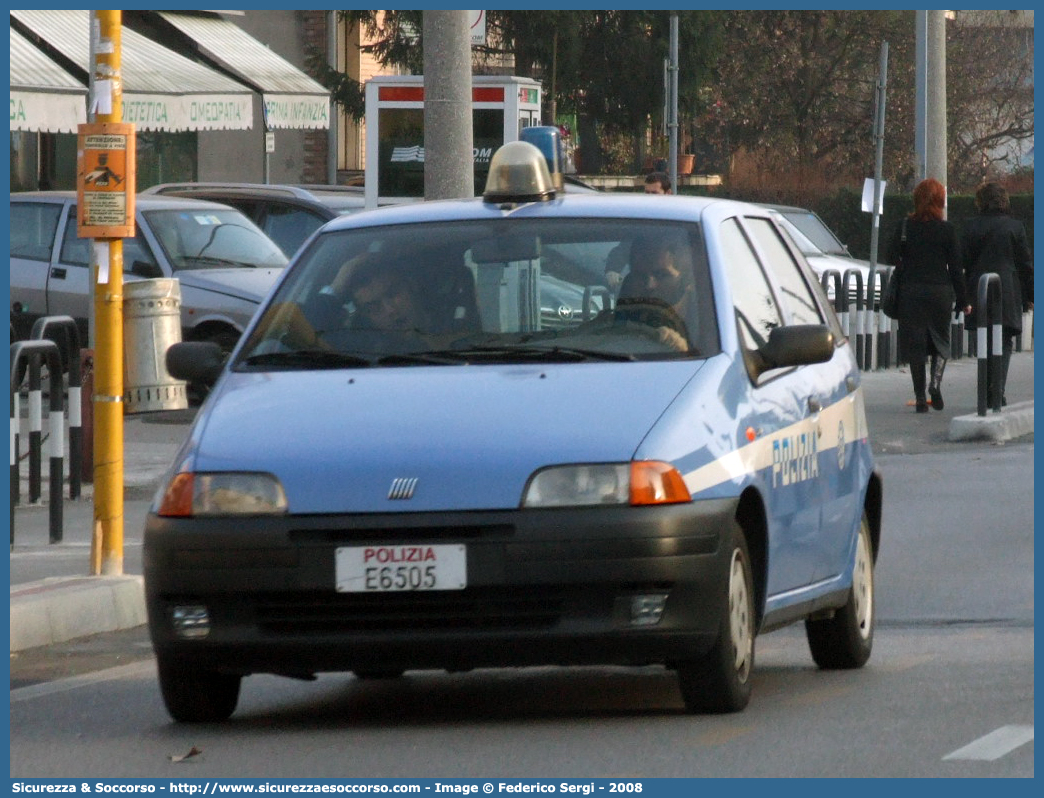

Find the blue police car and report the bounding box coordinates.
[146,141,882,722]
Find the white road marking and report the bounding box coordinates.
[10,659,155,703]
[942,725,1034,761]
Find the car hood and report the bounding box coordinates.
[186,361,704,513]
[803,252,871,278]
[173,267,283,302]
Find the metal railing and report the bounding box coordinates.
[10,339,66,546]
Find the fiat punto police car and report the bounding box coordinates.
[146,142,882,722]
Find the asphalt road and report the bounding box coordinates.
[9,352,1034,777]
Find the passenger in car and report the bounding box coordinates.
[256,253,432,352]
[345,258,430,333]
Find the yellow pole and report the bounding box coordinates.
[90,10,124,576]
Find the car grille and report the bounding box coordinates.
[540,307,582,330]
[254,587,565,635]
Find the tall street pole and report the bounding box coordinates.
[667,12,679,192]
[915,10,948,210]
[869,41,889,271]
[423,10,474,201]
[87,10,126,575]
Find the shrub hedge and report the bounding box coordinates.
[801,189,1033,263]
[675,185,1033,262]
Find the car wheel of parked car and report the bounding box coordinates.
[676,523,754,713]
[805,512,874,669]
[157,656,241,723]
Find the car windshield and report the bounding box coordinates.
[779,211,849,257]
[236,218,720,369]
[144,208,288,271]
[774,216,822,257]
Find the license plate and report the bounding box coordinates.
[335,544,467,592]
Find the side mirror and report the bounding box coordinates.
[166,341,225,386]
[754,324,834,377]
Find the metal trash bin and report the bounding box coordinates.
[123,278,188,413]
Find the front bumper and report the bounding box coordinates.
[143,499,737,676]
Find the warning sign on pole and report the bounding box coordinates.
[77,122,135,238]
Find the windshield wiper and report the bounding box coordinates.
[240,350,375,369]
[393,345,635,364]
[183,255,258,269]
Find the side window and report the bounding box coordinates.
[719,218,783,351]
[62,208,159,275]
[744,217,824,326]
[59,212,91,266]
[122,230,160,275]
[262,204,325,257]
[10,202,62,261]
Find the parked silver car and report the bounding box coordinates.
[761,204,879,308]
[10,191,288,350]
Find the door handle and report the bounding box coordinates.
[50,267,67,280]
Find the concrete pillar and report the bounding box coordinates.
[422,11,474,200]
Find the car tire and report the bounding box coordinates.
[157,656,241,723]
[805,512,874,669]
[676,524,755,713]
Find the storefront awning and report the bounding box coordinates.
[10,26,86,133]
[156,12,330,130]
[11,10,254,132]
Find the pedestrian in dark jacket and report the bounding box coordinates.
[962,182,1034,406]
[887,178,970,413]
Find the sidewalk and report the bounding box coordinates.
[8,352,1033,652]
[10,410,192,651]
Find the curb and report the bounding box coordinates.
[948,400,1034,442]
[10,575,146,652]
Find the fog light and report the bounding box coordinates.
[171,605,210,639]
[630,594,668,626]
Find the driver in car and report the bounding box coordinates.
[617,235,697,351]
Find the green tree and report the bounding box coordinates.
[309,10,723,172]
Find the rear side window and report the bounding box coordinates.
[10,202,61,261]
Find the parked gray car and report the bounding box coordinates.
[10,191,288,350]
[140,183,372,259]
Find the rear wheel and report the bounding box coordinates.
[805,512,874,669]
[676,526,755,713]
[157,656,241,723]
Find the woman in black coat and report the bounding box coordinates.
[962,182,1034,406]
[887,178,970,412]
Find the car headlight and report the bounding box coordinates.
[156,472,288,517]
[522,462,691,508]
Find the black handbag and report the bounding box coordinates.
[881,220,906,319]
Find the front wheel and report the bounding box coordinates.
[676,526,755,713]
[157,656,241,723]
[805,512,875,669]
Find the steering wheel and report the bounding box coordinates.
[615,296,687,333]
